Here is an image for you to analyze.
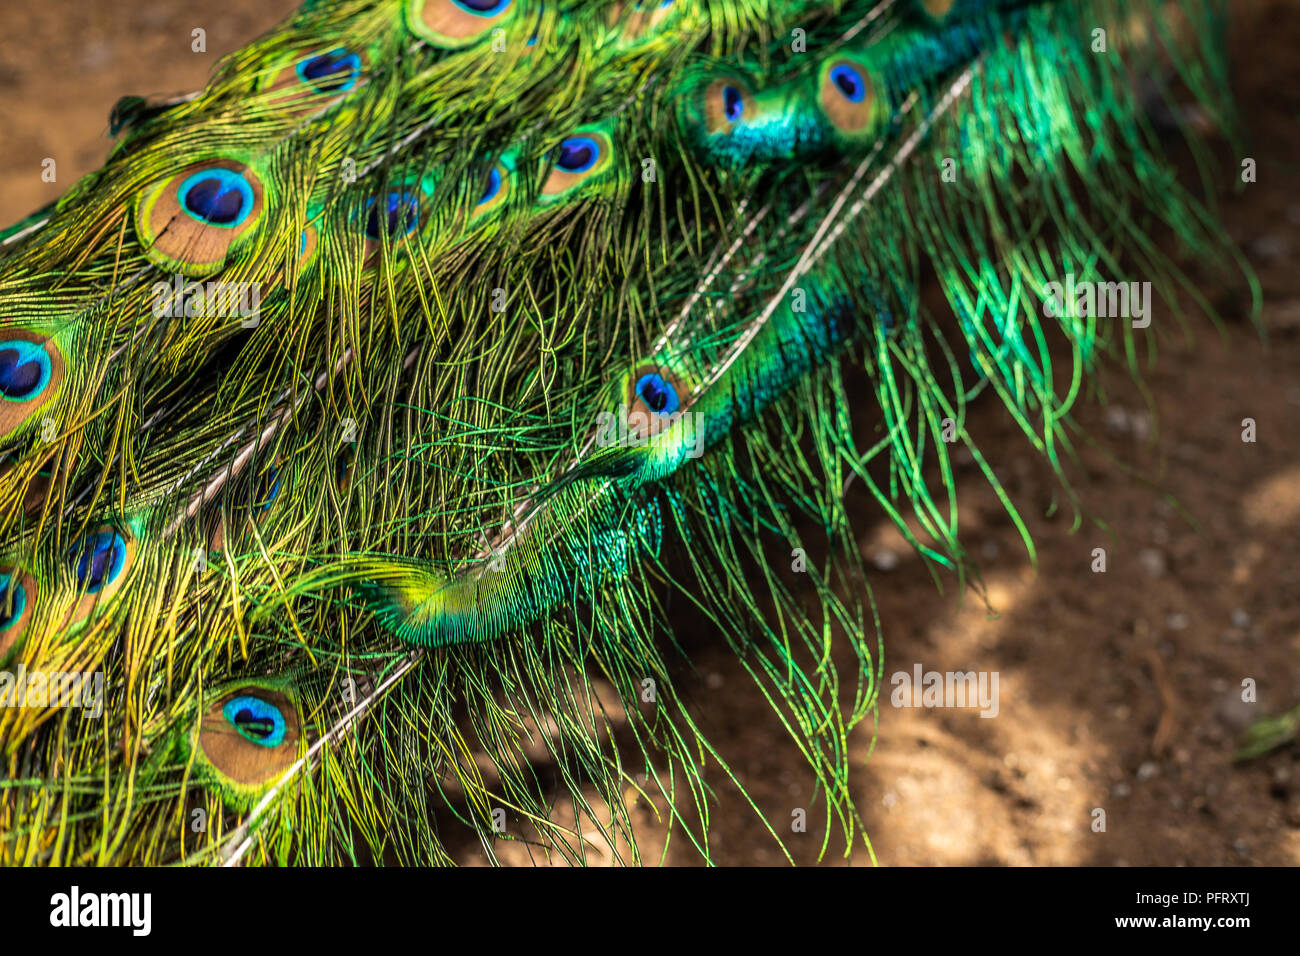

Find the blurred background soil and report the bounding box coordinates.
[1,0,1297,865]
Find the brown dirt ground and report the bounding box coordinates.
[1,0,1296,865]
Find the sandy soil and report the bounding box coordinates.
[1,0,1296,865]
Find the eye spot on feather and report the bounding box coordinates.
[297,222,319,270]
[62,527,136,630]
[725,87,745,121]
[360,190,424,263]
[407,0,515,48]
[829,64,867,103]
[627,365,686,438]
[703,77,755,135]
[0,568,36,660]
[540,131,613,200]
[223,695,288,747]
[819,57,878,134]
[266,47,367,113]
[0,331,65,439]
[178,168,255,228]
[481,166,503,202]
[635,373,680,416]
[0,339,51,402]
[67,531,128,594]
[556,137,599,174]
[363,192,422,242]
[473,161,511,217]
[64,528,136,624]
[199,687,300,788]
[135,159,265,276]
[296,48,362,94]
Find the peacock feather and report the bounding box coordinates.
[0,0,1258,865]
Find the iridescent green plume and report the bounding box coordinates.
[0,0,1253,865]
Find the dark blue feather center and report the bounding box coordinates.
[555,137,599,173]
[0,342,49,400]
[176,167,256,230]
[297,48,361,93]
[479,166,502,205]
[223,695,288,747]
[67,532,127,593]
[723,85,745,122]
[635,373,680,416]
[830,64,866,103]
[365,192,421,241]
[182,175,247,225]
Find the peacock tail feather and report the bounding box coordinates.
[0,0,1256,865]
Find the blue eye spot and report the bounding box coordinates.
[829,64,866,103]
[0,574,26,631]
[555,136,600,174]
[635,373,680,416]
[453,0,512,15]
[0,339,53,402]
[722,85,745,122]
[222,695,288,747]
[478,166,503,205]
[296,48,361,94]
[177,168,255,228]
[364,192,421,241]
[67,532,128,594]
